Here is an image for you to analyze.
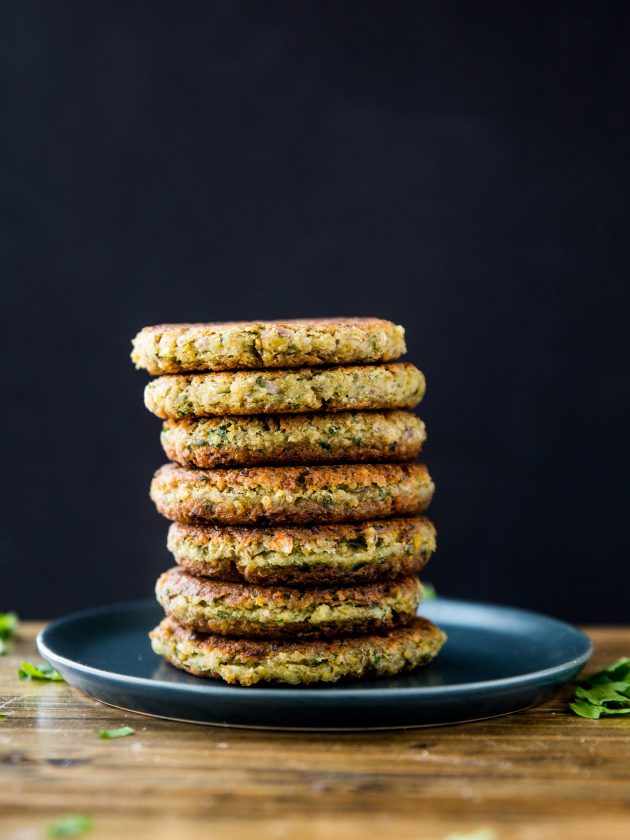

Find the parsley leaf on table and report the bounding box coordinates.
[0,612,19,655]
[95,725,135,739]
[569,657,630,718]
[17,661,65,682]
[47,813,93,837]
[0,612,19,637]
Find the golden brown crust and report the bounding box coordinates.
[150,462,434,525]
[150,615,447,685]
[143,363,425,419]
[132,318,406,374]
[167,516,436,585]
[155,566,423,639]
[175,553,427,585]
[160,410,425,468]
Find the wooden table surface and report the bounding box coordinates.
[1,623,628,840]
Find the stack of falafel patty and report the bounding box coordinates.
[131,318,446,686]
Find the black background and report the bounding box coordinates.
[2,2,629,621]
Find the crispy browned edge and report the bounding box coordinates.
[154,460,428,487]
[151,461,431,494]
[139,317,397,332]
[176,551,429,585]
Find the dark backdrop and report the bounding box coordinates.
[2,2,629,621]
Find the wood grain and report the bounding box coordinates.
[1,623,629,840]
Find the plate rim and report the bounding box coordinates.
[37,597,593,699]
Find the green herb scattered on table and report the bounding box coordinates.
[569,657,630,719]
[17,661,65,682]
[47,813,93,837]
[95,725,135,739]
[0,611,19,655]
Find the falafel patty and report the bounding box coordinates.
[167,517,436,585]
[150,615,446,685]
[155,567,423,638]
[132,317,406,375]
[150,462,434,525]
[161,410,426,468]
[143,363,424,419]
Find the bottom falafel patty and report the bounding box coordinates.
[167,517,436,585]
[156,566,423,638]
[150,615,447,685]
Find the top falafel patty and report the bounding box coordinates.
[131,317,406,374]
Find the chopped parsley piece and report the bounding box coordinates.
[47,813,93,837]
[95,725,135,739]
[18,661,65,682]
[0,612,19,655]
[569,657,630,718]
[0,611,19,638]
[0,712,6,719]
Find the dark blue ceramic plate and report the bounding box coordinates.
[37,599,591,730]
